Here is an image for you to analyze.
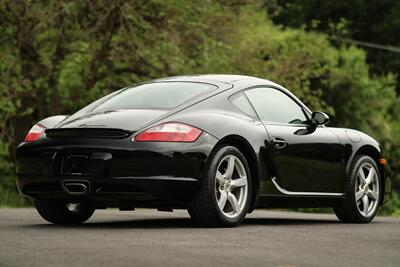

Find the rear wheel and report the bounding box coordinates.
[334,155,381,223]
[188,145,252,227]
[34,200,95,224]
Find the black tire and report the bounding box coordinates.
[188,145,252,227]
[34,200,95,224]
[334,155,381,223]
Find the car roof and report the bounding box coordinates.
[150,74,312,115]
[150,74,276,86]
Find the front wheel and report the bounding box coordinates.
[334,155,381,223]
[34,200,95,224]
[188,145,252,227]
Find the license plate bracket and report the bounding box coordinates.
[61,155,89,176]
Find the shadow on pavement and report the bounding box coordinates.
[244,217,339,226]
[20,216,340,229]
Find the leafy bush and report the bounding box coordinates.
[380,192,400,216]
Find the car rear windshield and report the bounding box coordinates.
[94,82,217,110]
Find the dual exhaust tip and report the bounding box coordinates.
[62,180,90,196]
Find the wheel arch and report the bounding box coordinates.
[213,134,260,213]
[353,145,385,205]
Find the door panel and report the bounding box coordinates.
[244,86,346,194]
[266,124,345,193]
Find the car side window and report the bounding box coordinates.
[244,87,308,124]
[229,92,258,118]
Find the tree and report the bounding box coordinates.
[266,0,400,93]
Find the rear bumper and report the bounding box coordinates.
[16,175,199,208]
[15,133,218,207]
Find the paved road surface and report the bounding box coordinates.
[0,208,399,267]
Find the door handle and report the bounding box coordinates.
[272,137,287,150]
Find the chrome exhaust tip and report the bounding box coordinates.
[62,180,90,195]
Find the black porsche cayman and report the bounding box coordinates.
[16,75,390,226]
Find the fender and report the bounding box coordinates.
[327,127,388,203]
[37,115,69,129]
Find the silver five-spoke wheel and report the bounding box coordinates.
[215,155,248,218]
[334,155,381,223]
[355,162,380,217]
[188,145,251,227]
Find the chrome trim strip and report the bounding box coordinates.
[115,176,198,182]
[271,177,344,196]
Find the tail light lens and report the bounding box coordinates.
[134,122,202,142]
[24,124,46,142]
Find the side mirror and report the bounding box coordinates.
[311,112,329,125]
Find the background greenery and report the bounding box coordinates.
[0,0,399,214]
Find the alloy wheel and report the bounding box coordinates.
[214,155,248,218]
[355,162,380,217]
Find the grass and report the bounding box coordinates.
[393,209,400,218]
[0,188,27,208]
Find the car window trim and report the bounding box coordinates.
[228,91,259,120]
[242,85,313,126]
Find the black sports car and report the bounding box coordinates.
[16,75,390,227]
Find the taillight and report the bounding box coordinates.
[134,122,202,142]
[24,124,46,142]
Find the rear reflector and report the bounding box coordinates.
[134,122,202,142]
[379,158,387,165]
[24,124,46,142]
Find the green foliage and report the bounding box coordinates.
[0,143,27,207]
[0,187,27,208]
[0,1,398,213]
[267,0,400,92]
[379,192,400,216]
[393,209,400,218]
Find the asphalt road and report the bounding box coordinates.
[0,208,399,267]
